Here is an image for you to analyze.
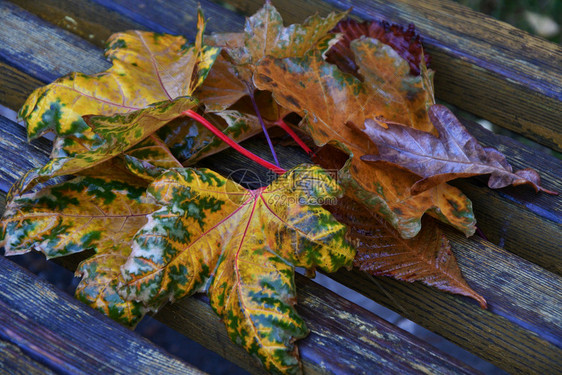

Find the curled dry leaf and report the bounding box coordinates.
[120,165,355,374]
[361,104,558,195]
[327,196,486,308]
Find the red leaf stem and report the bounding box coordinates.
[275,119,313,156]
[182,110,286,175]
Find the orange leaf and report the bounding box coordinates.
[255,51,475,238]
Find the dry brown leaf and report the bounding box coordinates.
[327,196,486,308]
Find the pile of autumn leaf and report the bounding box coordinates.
[0,3,555,374]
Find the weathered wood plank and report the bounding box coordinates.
[0,0,110,82]
[0,340,56,375]
[9,0,148,47]
[0,116,51,193]
[452,179,562,274]
[218,0,562,152]
[0,61,43,112]
[155,274,481,375]
[329,229,562,374]
[451,118,562,275]
[89,0,245,36]
[10,0,244,52]
[0,256,205,375]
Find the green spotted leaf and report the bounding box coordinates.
[1,176,159,258]
[75,244,147,327]
[20,9,219,140]
[120,165,355,374]
[9,97,197,198]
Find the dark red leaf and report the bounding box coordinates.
[326,18,430,77]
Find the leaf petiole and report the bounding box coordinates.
[182,110,286,175]
[247,85,281,167]
[275,119,313,156]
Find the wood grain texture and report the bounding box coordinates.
[0,61,43,111]
[0,256,204,375]
[0,0,110,82]
[9,0,245,50]
[155,274,480,375]
[328,229,562,374]
[0,116,51,193]
[89,0,245,37]
[0,340,57,375]
[9,0,148,47]
[219,0,562,151]
[457,118,561,275]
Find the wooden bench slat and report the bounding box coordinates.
[154,274,481,375]
[455,119,561,275]
[0,256,205,375]
[89,0,245,36]
[0,61,43,113]
[0,340,58,375]
[9,0,244,51]
[217,0,562,152]
[8,0,148,47]
[0,0,110,82]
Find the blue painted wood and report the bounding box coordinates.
[90,0,245,37]
[0,0,110,82]
[0,115,50,192]
[0,256,204,374]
